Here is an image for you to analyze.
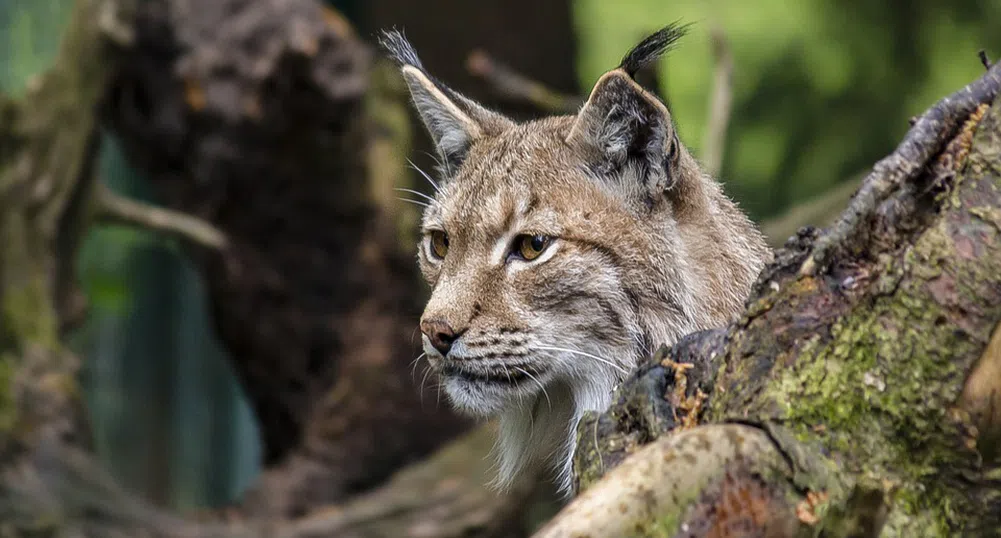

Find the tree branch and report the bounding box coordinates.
[539,425,795,538]
[759,176,861,247]
[800,54,1001,276]
[701,23,734,177]
[466,50,582,114]
[93,182,227,249]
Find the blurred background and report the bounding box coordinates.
[1,0,996,519]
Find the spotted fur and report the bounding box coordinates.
[380,25,772,496]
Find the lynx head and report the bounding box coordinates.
[380,25,771,496]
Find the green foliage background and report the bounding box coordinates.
[1,0,997,510]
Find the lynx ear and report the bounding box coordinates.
[379,29,514,174]
[568,24,688,196]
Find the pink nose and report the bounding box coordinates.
[420,319,463,355]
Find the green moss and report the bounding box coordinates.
[750,196,1001,534]
[970,205,1001,232]
[635,512,681,538]
[0,353,15,435]
[2,209,59,353]
[573,411,606,490]
[1,274,58,350]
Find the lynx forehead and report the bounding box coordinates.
[380,24,772,496]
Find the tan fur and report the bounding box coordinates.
[383,28,773,496]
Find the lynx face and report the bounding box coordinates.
[381,26,772,496]
[418,121,646,417]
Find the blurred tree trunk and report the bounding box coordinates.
[1,0,478,521]
[99,0,477,517]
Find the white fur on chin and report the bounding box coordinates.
[440,349,626,499]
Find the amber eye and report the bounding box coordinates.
[516,234,551,261]
[429,230,449,259]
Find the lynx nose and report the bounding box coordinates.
[420,319,464,356]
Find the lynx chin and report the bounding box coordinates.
[380,24,772,497]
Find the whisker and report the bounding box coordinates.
[498,366,531,412]
[536,345,630,376]
[409,352,427,381]
[516,366,551,411]
[502,366,514,385]
[407,158,442,194]
[394,187,436,203]
[635,333,653,358]
[396,197,430,208]
[418,150,447,173]
[418,365,434,409]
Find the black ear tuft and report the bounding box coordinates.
[568,23,693,201]
[619,22,691,78]
[377,28,426,71]
[376,27,516,177]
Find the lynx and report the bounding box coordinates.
[380,24,772,496]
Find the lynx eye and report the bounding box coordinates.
[515,234,552,261]
[429,230,449,259]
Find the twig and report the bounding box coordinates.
[760,175,862,247]
[466,50,582,114]
[980,50,992,70]
[701,23,734,177]
[93,182,227,249]
[799,57,1001,276]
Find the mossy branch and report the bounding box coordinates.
[537,425,797,537]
